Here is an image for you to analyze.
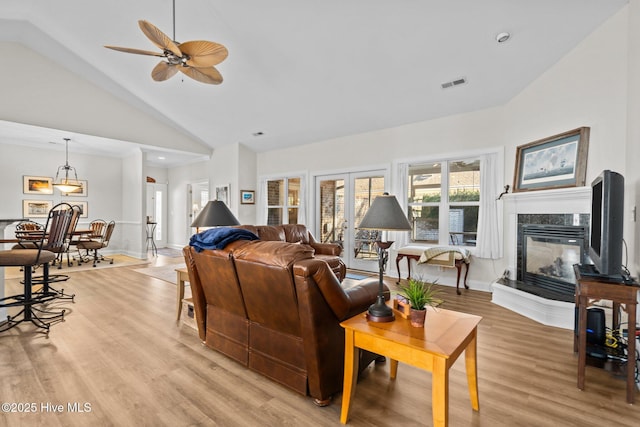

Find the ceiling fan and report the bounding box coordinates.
[104,1,228,85]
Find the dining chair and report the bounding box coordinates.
[0,202,74,335]
[58,204,82,268]
[76,221,115,267]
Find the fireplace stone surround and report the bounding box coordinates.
[492,187,591,329]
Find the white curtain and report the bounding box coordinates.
[476,153,502,259]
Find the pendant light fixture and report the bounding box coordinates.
[52,137,82,193]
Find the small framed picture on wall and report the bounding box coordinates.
[64,201,88,218]
[23,176,53,195]
[23,200,53,218]
[240,190,255,204]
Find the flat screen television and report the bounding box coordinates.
[588,170,624,278]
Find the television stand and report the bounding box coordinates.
[573,265,639,404]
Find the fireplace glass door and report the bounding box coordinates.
[520,224,587,295]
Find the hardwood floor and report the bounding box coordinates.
[1,258,639,426]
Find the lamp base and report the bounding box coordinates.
[366,298,395,323]
[366,311,395,322]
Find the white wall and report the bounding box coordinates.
[0,42,210,155]
[145,166,168,185]
[253,6,637,289]
[0,141,123,239]
[119,150,145,258]
[237,143,257,224]
[167,161,208,248]
[503,6,634,272]
[163,143,257,248]
[627,2,640,275]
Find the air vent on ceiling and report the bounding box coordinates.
[441,77,467,89]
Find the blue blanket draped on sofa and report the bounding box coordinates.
[189,227,259,252]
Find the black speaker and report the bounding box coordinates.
[574,307,606,346]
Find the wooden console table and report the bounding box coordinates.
[573,267,638,404]
[396,246,470,294]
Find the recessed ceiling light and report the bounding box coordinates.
[252,131,264,137]
[158,156,166,160]
[496,32,510,43]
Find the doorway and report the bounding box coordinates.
[146,183,168,248]
[315,170,386,272]
[188,181,209,238]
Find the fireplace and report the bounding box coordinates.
[491,187,592,329]
[519,224,588,297]
[511,214,589,302]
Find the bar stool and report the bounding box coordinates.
[0,203,74,335]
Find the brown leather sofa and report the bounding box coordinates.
[234,224,346,280]
[183,230,389,406]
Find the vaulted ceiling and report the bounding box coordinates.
[0,0,628,166]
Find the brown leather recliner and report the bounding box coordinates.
[183,239,388,406]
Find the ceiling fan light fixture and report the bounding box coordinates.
[104,0,227,85]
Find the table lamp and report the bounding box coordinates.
[191,200,240,232]
[358,192,412,322]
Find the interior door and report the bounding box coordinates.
[315,170,386,272]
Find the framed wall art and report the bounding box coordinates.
[64,201,88,218]
[240,190,255,205]
[513,127,590,192]
[23,200,53,218]
[63,180,88,197]
[23,176,53,195]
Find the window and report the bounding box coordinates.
[407,159,480,246]
[267,177,300,225]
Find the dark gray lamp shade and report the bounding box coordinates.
[191,200,240,228]
[358,193,412,231]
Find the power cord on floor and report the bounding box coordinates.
[610,322,640,384]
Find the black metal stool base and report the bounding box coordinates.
[25,275,76,302]
[0,303,66,337]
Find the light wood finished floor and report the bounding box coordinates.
[1,258,639,426]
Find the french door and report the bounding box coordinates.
[315,170,386,272]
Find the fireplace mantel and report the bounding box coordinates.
[493,186,591,329]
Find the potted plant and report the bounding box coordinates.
[399,278,442,327]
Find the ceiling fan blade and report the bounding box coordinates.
[151,61,179,82]
[138,20,182,57]
[180,66,223,85]
[179,41,228,68]
[104,45,164,57]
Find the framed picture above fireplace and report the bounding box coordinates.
[513,127,590,192]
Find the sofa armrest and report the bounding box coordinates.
[310,242,342,256]
[294,260,388,320]
[342,278,391,319]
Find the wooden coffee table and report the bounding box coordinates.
[340,306,481,427]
